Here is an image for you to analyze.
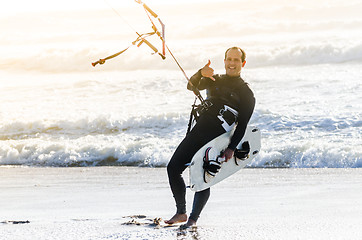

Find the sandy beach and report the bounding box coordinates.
[1,0,361,239]
[1,167,361,240]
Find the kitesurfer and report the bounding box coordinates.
[165,47,256,228]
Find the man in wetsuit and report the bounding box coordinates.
[165,47,255,228]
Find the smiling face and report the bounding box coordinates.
[224,48,245,77]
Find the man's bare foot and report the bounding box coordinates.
[179,219,196,230]
[164,213,187,225]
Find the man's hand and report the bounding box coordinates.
[201,60,215,81]
[223,148,234,162]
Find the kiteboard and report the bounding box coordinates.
[189,126,261,192]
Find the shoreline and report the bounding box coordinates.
[1,167,361,239]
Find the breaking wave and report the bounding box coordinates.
[1,111,361,168]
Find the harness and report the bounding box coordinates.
[186,99,238,134]
[217,105,238,132]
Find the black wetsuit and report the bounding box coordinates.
[167,70,255,222]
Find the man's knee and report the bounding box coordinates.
[167,160,181,176]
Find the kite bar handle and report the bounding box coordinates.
[135,0,158,18]
[143,4,158,18]
[138,38,165,59]
[92,59,105,67]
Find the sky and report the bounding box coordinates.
[0,0,235,16]
[1,0,361,72]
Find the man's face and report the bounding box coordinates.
[224,49,244,77]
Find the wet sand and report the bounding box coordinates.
[1,167,361,239]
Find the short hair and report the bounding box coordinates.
[224,47,246,62]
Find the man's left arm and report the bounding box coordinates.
[224,90,255,160]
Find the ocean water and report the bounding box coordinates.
[1,0,361,167]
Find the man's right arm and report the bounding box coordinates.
[187,60,215,91]
[187,69,203,91]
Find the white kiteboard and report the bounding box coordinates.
[189,126,261,192]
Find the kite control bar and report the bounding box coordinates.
[91,29,165,67]
[92,0,206,106]
[135,0,166,57]
[92,0,165,67]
